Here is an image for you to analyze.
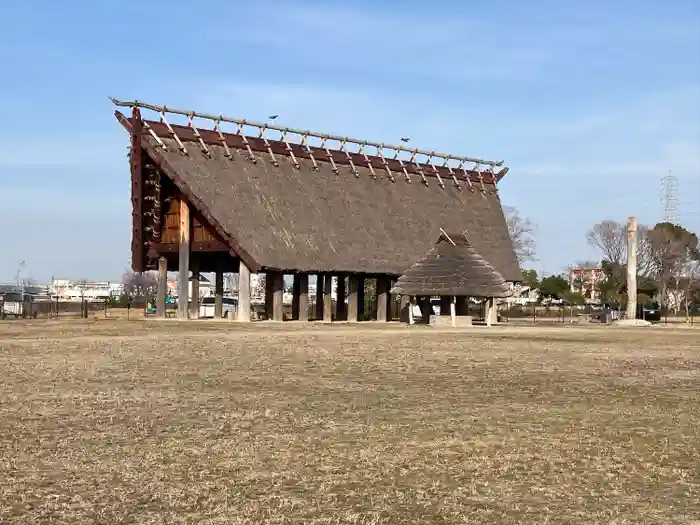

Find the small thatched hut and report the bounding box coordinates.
[391,231,512,325]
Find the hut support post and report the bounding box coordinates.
[399,295,411,323]
[156,257,167,318]
[291,275,300,320]
[347,275,359,322]
[315,274,324,320]
[265,275,274,319]
[237,261,251,322]
[486,298,498,326]
[376,276,390,322]
[626,216,638,320]
[323,274,333,322]
[336,276,347,321]
[177,199,190,320]
[455,296,469,316]
[450,297,456,327]
[440,296,452,316]
[292,274,309,321]
[418,296,431,324]
[214,267,224,319]
[357,276,366,321]
[408,297,414,324]
[269,271,284,321]
[189,262,200,319]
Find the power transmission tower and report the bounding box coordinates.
[661,170,679,224]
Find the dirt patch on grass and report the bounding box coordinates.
[0,321,698,523]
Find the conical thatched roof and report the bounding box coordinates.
[390,231,513,297]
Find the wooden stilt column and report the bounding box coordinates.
[214,268,224,319]
[292,274,309,321]
[315,274,324,320]
[376,276,390,322]
[440,296,452,316]
[486,298,498,326]
[156,257,167,318]
[399,295,411,323]
[291,275,301,320]
[237,260,251,322]
[323,274,333,322]
[265,274,274,320]
[336,276,347,321]
[418,296,432,324]
[455,296,469,316]
[269,271,284,321]
[348,275,359,322]
[177,198,190,320]
[357,276,366,321]
[189,262,200,319]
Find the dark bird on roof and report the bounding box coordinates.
[400,137,410,142]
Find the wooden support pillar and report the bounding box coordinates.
[177,198,190,320]
[315,274,324,320]
[291,274,309,321]
[214,268,224,319]
[348,275,360,322]
[265,274,274,320]
[357,276,365,321]
[486,298,498,326]
[268,271,284,321]
[156,256,167,318]
[439,296,452,316]
[399,295,411,323]
[455,296,469,316]
[323,274,333,322]
[237,260,251,322]
[291,276,300,320]
[336,276,347,321]
[418,296,432,324]
[376,276,390,322]
[189,262,200,319]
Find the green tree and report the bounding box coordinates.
[520,269,539,289]
[649,222,699,312]
[562,290,587,306]
[538,275,569,300]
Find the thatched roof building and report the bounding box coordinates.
[112,99,520,282]
[390,231,513,298]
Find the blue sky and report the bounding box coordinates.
[1,0,699,282]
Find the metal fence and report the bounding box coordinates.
[0,298,109,320]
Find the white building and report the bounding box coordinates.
[51,279,124,301]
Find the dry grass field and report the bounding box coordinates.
[0,320,698,524]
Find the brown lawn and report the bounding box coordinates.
[0,320,698,524]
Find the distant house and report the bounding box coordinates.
[51,279,124,302]
[503,283,539,306]
[568,267,605,303]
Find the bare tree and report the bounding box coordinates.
[682,256,700,318]
[636,225,656,278]
[574,260,600,269]
[77,279,88,301]
[586,220,627,265]
[225,272,239,294]
[122,271,158,299]
[503,206,537,265]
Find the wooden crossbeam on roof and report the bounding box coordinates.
[110,97,508,191]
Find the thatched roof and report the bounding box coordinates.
[114,101,520,280]
[390,231,513,297]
